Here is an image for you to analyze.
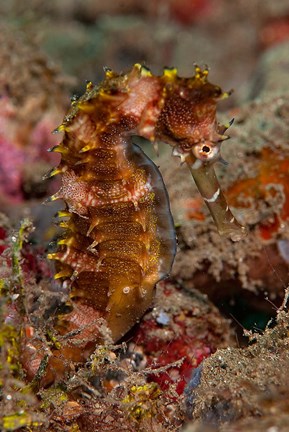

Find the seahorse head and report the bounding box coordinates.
[128,64,246,241]
[155,66,230,165]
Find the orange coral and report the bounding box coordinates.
[227,147,289,240]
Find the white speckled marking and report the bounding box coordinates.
[204,188,220,203]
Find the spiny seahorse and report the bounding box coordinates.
[21,64,246,385]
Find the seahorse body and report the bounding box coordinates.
[22,64,245,384]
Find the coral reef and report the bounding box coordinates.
[185,293,289,431]
[0,24,71,214]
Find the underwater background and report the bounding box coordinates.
[1,1,289,431]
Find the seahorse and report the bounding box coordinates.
[21,64,246,385]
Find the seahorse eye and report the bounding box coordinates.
[201,145,210,153]
[192,142,220,162]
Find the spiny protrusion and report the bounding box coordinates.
[87,219,99,236]
[77,101,96,113]
[87,239,99,253]
[57,237,74,247]
[217,118,234,142]
[86,80,94,91]
[228,117,234,127]
[47,145,67,154]
[218,118,234,135]
[57,210,71,218]
[133,63,153,78]
[218,134,230,142]
[74,156,92,166]
[103,66,114,79]
[42,166,66,181]
[54,269,73,280]
[162,67,178,80]
[58,221,70,229]
[71,94,80,104]
[172,147,186,164]
[140,65,152,77]
[52,124,67,135]
[79,143,96,153]
[43,193,61,205]
[219,89,233,100]
[47,252,60,261]
[97,87,126,101]
[194,65,209,82]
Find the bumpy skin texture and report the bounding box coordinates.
[23,64,234,385]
